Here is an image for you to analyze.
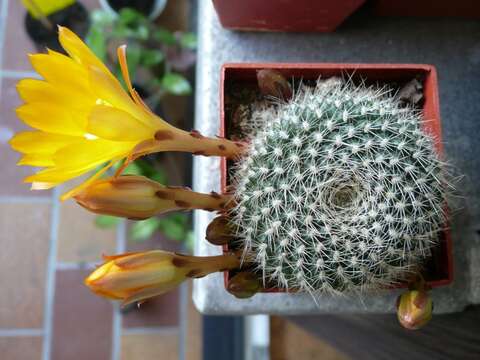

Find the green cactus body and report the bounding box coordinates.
[230,78,447,293]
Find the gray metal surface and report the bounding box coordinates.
[193,0,480,315]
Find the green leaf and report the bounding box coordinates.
[150,171,167,185]
[118,8,145,25]
[135,25,150,41]
[86,27,107,62]
[185,231,194,253]
[141,49,165,66]
[161,73,192,96]
[180,32,197,49]
[90,9,115,26]
[158,217,186,241]
[123,161,143,175]
[130,218,161,242]
[125,45,142,79]
[153,28,176,45]
[169,212,189,226]
[95,215,120,228]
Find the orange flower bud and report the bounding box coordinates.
[206,216,235,245]
[85,250,240,306]
[396,289,433,330]
[227,272,261,299]
[74,175,231,219]
[256,69,292,100]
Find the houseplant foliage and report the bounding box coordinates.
[86,7,197,245]
[9,28,449,329]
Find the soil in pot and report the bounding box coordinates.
[25,2,89,53]
[108,0,155,16]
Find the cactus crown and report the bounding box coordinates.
[230,77,447,294]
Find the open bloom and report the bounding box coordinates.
[9,27,244,200]
[85,250,240,305]
[74,175,232,219]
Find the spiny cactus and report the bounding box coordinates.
[230,77,448,294]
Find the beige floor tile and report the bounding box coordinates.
[0,336,43,360]
[121,332,179,360]
[0,203,51,328]
[270,317,349,360]
[57,201,117,263]
[185,282,201,360]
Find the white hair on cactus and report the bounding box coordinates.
[229,77,450,294]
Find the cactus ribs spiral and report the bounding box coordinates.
[230,78,447,294]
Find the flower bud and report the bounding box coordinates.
[74,175,231,220]
[227,272,262,299]
[256,69,292,100]
[206,216,235,245]
[396,289,433,330]
[85,250,240,306]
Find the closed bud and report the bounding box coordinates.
[206,216,235,245]
[396,289,433,330]
[256,69,293,100]
[74,175,231,220]
[85,250,240,306]
[227,272,261,299]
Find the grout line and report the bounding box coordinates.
[178,282,188,360]
[0,328,44,337]
[0,196,51,203]
[0,70,39,79]
[56,262,98,270]
[42,187,60,360]
[111,220,126,360]
[123,327,179,336]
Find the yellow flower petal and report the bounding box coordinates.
[87,105,154,141]
[31,181,60,190]
[60,160,116,201]
[88,65,162,129]
[58,26,111,75]
[18,153,55,167]
[9,131,78,154]
[16,103,86,136]
[17,78,94,111]
[52,139,133,169]
[29,50,89,91]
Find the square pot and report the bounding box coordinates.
[212,0,365,32]
[220,63,453,293]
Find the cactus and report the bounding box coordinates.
[230,77,448,294]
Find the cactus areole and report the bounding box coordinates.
[221,64,453,294]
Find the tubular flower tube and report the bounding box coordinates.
[85,250,241,305]
[9,27,245,200]
[74,175,232,219]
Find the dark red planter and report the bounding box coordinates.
[212,0,366,32]
[220,63,453,293]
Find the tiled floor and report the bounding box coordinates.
[0,0,201,359]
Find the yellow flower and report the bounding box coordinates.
[9,27,244,200]
[74,175,231,220]
[85,250,240,305]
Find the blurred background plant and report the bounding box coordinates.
[86,7,197,250]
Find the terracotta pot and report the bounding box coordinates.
[212,0,366,32]
[220,63,453,293]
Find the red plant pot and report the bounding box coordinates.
[212,0,366,32]
[220,63,453,293]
